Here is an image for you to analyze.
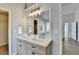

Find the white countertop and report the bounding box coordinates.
[16,36,52,47]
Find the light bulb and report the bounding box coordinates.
[37,10,41,15]
[29,13,32,16]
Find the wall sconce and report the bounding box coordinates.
[29,7,41,17]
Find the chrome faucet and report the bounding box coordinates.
[39,33,45,39]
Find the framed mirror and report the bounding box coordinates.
[26,8,52,39]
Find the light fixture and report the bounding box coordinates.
[36,10,41,15]
[29,7,41,17]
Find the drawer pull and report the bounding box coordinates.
[32,52,35,55]
[19,41,21,42]
[19,45,21,46]
[31,46,35,48]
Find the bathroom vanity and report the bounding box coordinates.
[16,4,52,55]
[16,36,52,55]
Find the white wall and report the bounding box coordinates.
[0,3,25,54]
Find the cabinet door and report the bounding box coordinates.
[17,39,22,55]
[17,40,31,55]
[21,44,27,55]
[22,45,31,55]
[17,44,22,55]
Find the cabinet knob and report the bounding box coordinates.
[31,46,35,48]
[32,52,35,55]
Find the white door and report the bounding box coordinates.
[71,22,76,40]
[64,23,69,39]
[78,23,79,42]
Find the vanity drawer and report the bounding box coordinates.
[17,38,23,43]
[30,50,45,55]
[23,41,46,54]
[24,47,45,55]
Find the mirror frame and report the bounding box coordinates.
[39,8,52,39]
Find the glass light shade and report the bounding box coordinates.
[29,13,32,16]
[32,12,36,16]
[36,10,41,15]
[29,9,41,17]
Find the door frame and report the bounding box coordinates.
[0,7,12,55]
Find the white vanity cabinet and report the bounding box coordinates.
[16,38,29,55]
[16,38,52,55]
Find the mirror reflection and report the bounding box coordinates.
[36,10,50,37]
